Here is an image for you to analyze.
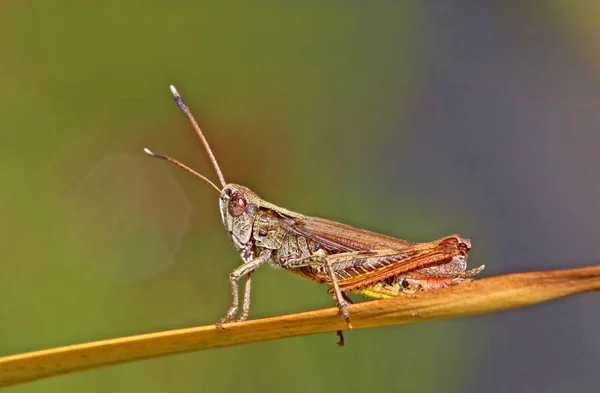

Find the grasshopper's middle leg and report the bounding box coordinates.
[216,250,271,329]
[282,252,353,329]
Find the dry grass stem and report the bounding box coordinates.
[0,265,598,388]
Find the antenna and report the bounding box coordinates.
[143,148,222,194]
[169,85,227,188]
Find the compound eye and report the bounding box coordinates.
[229,191,247,217]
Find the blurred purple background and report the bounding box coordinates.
[383,2,600,391]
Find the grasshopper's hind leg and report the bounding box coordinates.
[325,260,353,329]
[331,292,354,347]
[281,252,353,329]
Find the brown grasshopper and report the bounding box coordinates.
[145,85,484,344]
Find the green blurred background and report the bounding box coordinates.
[1,2,599,392]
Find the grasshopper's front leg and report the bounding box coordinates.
[216,249,271,329]
[281,251,353,329]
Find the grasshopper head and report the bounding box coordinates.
[147,87,270,258]
[219,184,262,250]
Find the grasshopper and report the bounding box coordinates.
[145,85,484,345]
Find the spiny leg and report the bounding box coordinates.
[216,250,270,329]
[457,264,485,278]
[282,252,353,329]
[325,260,352,328]
[331,291,354,347]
